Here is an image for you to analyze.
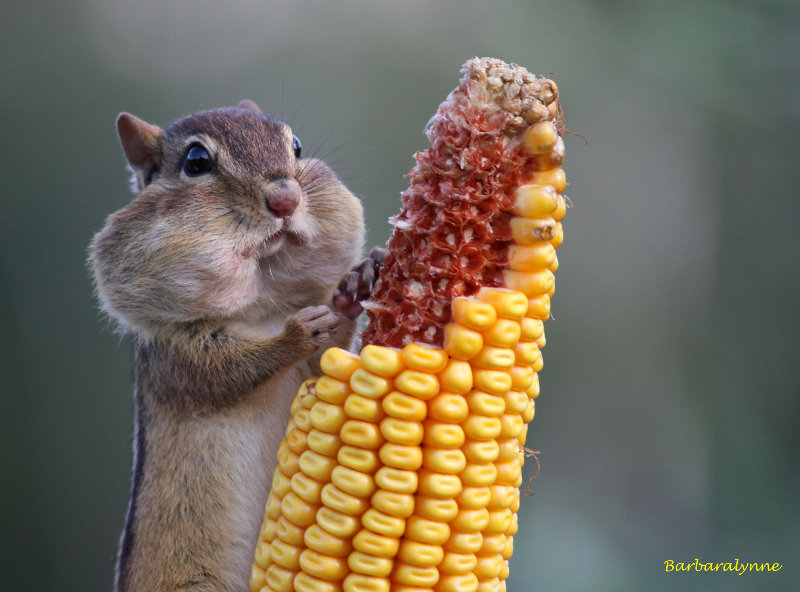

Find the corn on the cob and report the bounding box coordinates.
[251,57,567,592]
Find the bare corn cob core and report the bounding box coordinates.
[362,57,563,349]
[251,58,567,592]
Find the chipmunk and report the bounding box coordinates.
[89,100,381,592]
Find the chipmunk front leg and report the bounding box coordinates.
[134,305,341,413]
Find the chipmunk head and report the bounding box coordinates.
[89,101,364,336]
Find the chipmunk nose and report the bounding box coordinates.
[263,179,301,219]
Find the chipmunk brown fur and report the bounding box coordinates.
[89,100,375,591]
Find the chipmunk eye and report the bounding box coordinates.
[292,135,302,159]
[184,145,214,176]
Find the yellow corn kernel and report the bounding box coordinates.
[380,417,424,446]
[286,426,308,454]
[438,359,474,394]
[500,537,513,560]
[480,533,507,555]
[265,492,282,520]
[311,401,348,434]
[305,524,353,557]
[481,320,521,348]
[254,539,271,567]
[417,470,463,498]
[495,441,519,462]
[343,573,389,592]
[360,344,405,378]
[294,572,343,592]
[315,375,351,405]
[398,540,445,567]
[352,529,401,558]
[250,564,267,592]
[498,415,524,439]
[452,507,490,532]
[281,492,319,528]
[423,420,466,448]
[381,391,428,422]
[316,507,361,538]
[444,323,484,360]
[465,391,506,417]
[512,183,558,217]
[427,392,469,423]
[321,347,361,381]
[393,564,440,587]
[502,269,555,298]
[494,458,522,486]
[277,448,300,475]
[505,513,518,536]
[422,447,467,474]
[439,551,478,575]
[462,415,502,441]
[472,370,512,396]
[374,466,419,494]
[261,517,279,542]
[520,316,543,341]
[394,369,440,400]
[486,509,513,533]
[406,515,451,545]
[371,489,415,518]
[402,343,449,373]
[459,463,498,487]
[291,472,324,505]
[471,346,515,370]
[549,219,564,249]
[414,496,459,521]
[350,368,393,399]
[509,217,560,246]
[272,470,292,498]
[307,429,342,458]
[321,483,371,517]
[503,390,529,413]
[436,573,479,592]
[462,440,500,464]
[294,408,313,432]
[265,564,296,592]
[444,531,484,554]
[452,298,498,331]
[344,394,386,423]
[474,555,504,579]
[340,420,385,449]
[337,446,379,474]
[456,486,492,509]
[509,366,534,391]
[348,551,394,578]
[522,120,558,154]
[362,508,406,538]
[522,399,535,423]
[507,243,556,272]
[530,349,544,372]
[476,288,528,320]
[299,549,349,582]
[300,450,338,481]
[517,424,528,446]
[526,372,540,398]
[379,443,423,470]
[512,342,539,366]
[331,465,376,499]
[552,193,567,221]
[270,538,303,570]
[530,167,566,193]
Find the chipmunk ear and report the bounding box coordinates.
[116,113,164,189]
[237,99,262,114]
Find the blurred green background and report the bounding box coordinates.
[2,0,798,590]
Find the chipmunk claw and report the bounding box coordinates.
[333,247,387,319]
